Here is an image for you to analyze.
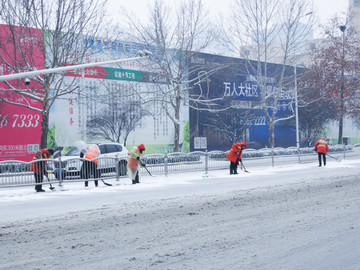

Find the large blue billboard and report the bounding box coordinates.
[188,52,296,151]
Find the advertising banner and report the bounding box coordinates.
[0,25,44,161]
[188,52,295,151]
[53,38,183,152]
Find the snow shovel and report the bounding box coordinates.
[45,173,55,190]
[327,154,341,162]
[239,160,250,173]
[143,165,155,177]
[101,179,112,186]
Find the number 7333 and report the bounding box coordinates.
[0,114,40,128]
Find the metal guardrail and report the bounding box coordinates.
[0,156,128,188]
[0,145,358,189]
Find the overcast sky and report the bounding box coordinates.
[109,0,349,34]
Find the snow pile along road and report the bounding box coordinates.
[0,159,359,269]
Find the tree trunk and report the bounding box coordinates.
[173,94,181,152]
[338,90,344,144]
[268,122,275,167]
[174,122,180,152]
[264,110,275,149]
[269,122,275,149]
[40,111,49,149]
[123,132,129,146]
[40,83,50,149]
[338,113,343,144]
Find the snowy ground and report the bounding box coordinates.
[0,158,360,269]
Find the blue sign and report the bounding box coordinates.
[188,52,296,151]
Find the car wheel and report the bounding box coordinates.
[118,160,127,176]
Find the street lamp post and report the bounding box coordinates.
[0,50,152,82]
[339,25,346,145]
[293,11,313,163]
[294,65,300,163]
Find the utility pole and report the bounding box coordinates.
[339,25,346,145]
[294,65,300,163]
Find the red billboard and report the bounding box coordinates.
[0,25,44,161]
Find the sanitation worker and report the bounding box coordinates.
[226,141,247,174]
[30,148,54,192]
[80,144,100,187]
[127,144,146,184]
[315,137,329,167]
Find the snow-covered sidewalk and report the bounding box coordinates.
[0,159,359,269]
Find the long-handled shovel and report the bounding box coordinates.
[143,165,155,177]
[327,154,341,162]
[239,159,250,173]
[45,173,55,190]
[101,179,112,186]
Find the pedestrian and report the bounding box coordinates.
[226,141,247,174]
[315,137,329,167]
[127,144,146,184]
[30,148,54,192]
[80,144,100,187]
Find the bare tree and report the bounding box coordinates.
[87,100,146,145]
[303,17,360,144]
[285,85,337,147]
[218,0,314,149]
[202,108,261,145]
[0,0,107,148]
[121,0,216,152]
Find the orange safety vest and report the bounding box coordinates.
[315,139,329,154]
[85,145,100,165]
[30,149,52,174]
[127,147,142,170]
[226,142,246,163]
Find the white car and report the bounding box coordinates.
[53,143,129,180]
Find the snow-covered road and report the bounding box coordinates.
[0,159,360,269]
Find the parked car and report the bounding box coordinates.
[52,143,128,180]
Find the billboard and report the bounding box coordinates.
[0,25,44,161]
[52,38,188,153]
[188,52,296,151]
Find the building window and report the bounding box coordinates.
[355,0,360,7]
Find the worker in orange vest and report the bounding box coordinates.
[30,148,54,192]
[127,144,146,184]
[80,144,100,187]
[315,137,329,167]
[226,142,247,174]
